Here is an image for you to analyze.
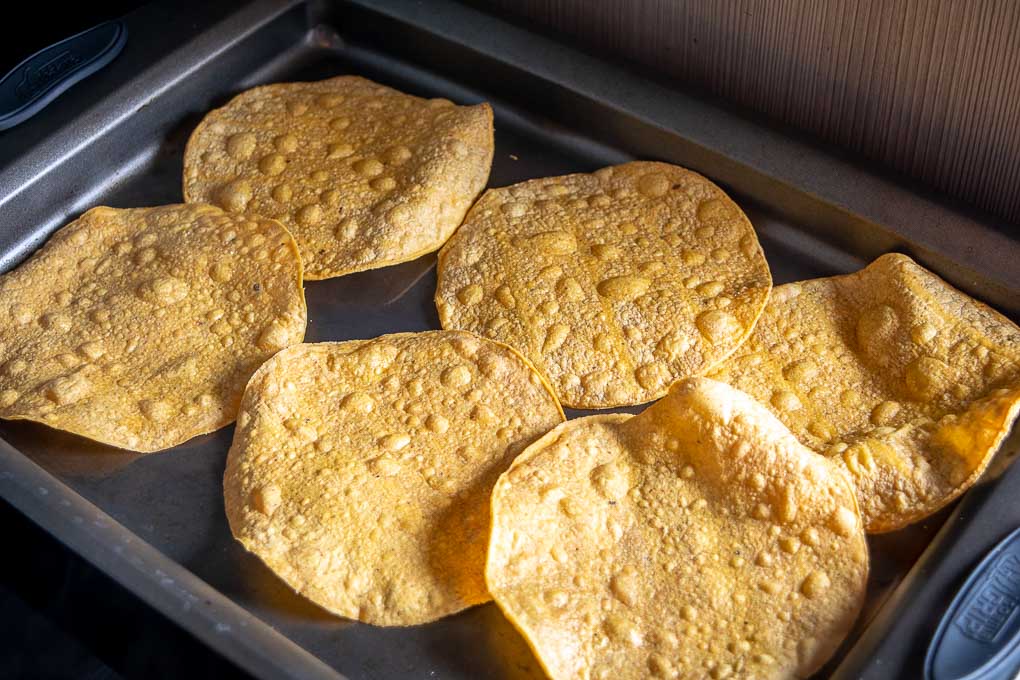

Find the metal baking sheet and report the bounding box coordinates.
[1,1,1018,678]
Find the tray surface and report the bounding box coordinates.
[1,1,1018,679]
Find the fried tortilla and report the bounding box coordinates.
[709,253,1020,532]
[436,161,771,408]
[487,378,868,679]
[184,76,493,279]
[224,331,563,625]
[0,204,306,452]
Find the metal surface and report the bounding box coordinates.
[0,0,1017,678]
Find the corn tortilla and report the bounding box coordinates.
[436,161,771,408]
[0,204,306,452]
[184,76,494,279]
[487,378,868,679]
[709,253,1020,532]
[224,331,564,626]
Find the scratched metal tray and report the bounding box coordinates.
[1,1,1018,678]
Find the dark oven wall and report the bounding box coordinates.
[470,0,1020,232]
